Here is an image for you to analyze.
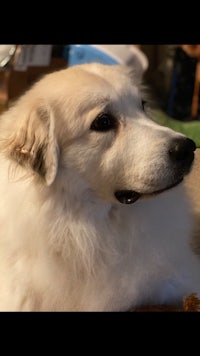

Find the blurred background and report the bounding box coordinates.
[1,44,200,146]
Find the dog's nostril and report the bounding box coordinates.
[168,138,196,165]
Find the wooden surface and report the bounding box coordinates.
[184,148,200,253]
[184,148,200,216]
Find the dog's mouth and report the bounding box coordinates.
[114,178,183,204]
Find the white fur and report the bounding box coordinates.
[0,62,199,311]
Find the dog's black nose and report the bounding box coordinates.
[168,137,196,170]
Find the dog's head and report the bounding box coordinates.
[2,62,196,205]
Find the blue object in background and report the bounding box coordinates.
[62,45,70,60]
[66,45,119,66]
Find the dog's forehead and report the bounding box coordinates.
[81,63,137,88]
[34,63,142,114]
[72,63,141,104]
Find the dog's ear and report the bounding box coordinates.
[118,65,143,85]
[6,103,59,186]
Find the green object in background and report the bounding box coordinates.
[150,109,200,148]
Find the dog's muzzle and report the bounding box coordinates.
[115,137,196,205]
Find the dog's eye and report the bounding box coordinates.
[141,100,147,110]
[90,113,117,132]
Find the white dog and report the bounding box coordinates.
[0,62,199,311]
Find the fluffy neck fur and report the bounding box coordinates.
[0,159,128,274]
[0,156,199,311]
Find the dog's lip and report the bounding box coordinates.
[115,179,183,204]
[147,178,183,196]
